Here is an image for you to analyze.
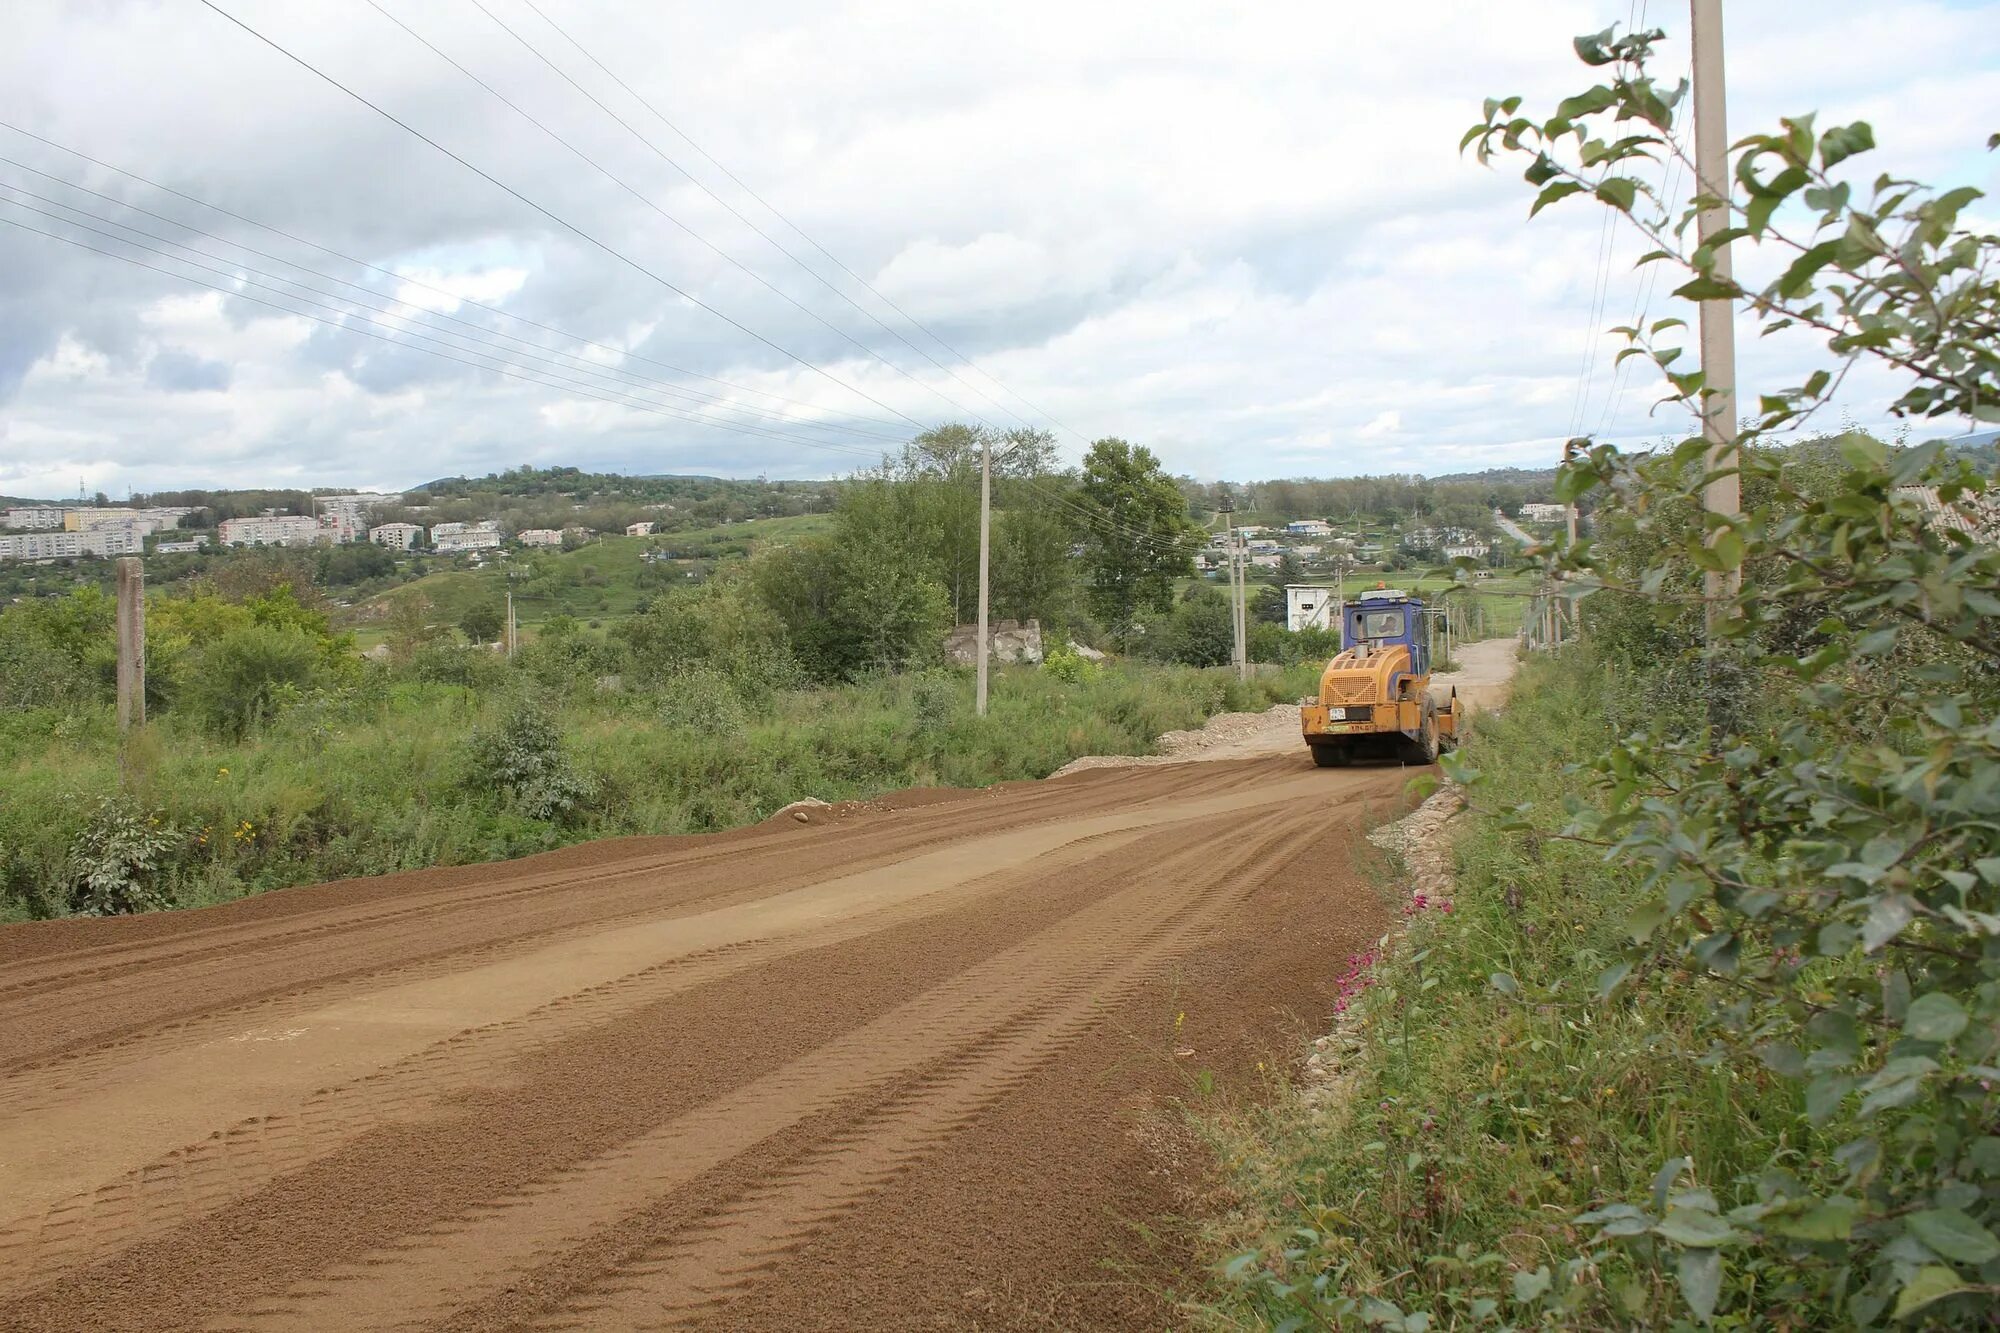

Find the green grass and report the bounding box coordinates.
[0,659,1316,922]
[1194,648,1815,1328]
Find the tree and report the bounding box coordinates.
[1268,551,1306,586]
[1073,438,1200,642]
[992,502,1082,635]
[1451,25,2000,1328]
[1159,585,1234,666]
[383,591,444,664]
[461,601,505,646]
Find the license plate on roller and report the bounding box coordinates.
[1327,707,1346,720]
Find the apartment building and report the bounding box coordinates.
[368,522,425,551]
[218,514,324,548]
[0,528,145,561]
[516,529,564,547]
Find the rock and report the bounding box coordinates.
[777,796,831,822]
[943,619,1044,666]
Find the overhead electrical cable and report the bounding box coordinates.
[369,0,1173,561]
[360,0,1025,438]
[0,119,909,430]
[0,168,906,443]
[451,0,1043,437]
[510,0,1099,448]
[195,0,929,431]
[0,189,896,448]
[0,209,884,459]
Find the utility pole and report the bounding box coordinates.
[115,557,144,733]
[505,589,517,660]
[1224,512,1240,676]
[1691,0,1740,634]
[975,431,992,717]
[1218,495,1245,678]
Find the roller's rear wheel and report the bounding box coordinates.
[1310,744,1352,768]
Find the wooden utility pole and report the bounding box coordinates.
[115,557,145,732]
[1691,0,1740,633]
[975,432,992,717]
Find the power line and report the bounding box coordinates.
[453,0,1044,439]
[0,210,884,461]
[0,190,894,450]
[361,0,1013,435]
[0,166,906,444]
[509,0,1099,448]
[378,3,1173,559]
[0,119,910,430]
[195,0,928,431]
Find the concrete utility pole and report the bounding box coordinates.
[1691,0,1741,633]
[115,557,144,732]
[505,590,517,660]
[1224,524,1240,680]
[975,432,992,717]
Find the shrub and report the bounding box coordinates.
[67,798,180,916]
[183,623,329,739]
[1042,648,1102,685]
[654,666,749,739]
[910,670,958,739]
[467,700,595,824]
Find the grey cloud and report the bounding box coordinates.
[145,348,230,391]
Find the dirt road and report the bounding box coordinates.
[0,746,1422,1330]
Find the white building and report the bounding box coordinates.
[626,521,657,536]
[153,539,205,554]
[1444,543,1489,561]
[1519,503,1568,523]
[0,528,145,561]
[429,520,470,539]
[434,528,501,553]
[3,506,66,530]
[368,522,425,551]
[1285,519,1332,537]
[516,528,564,547]
[219,514,324,548]
[1285,585,1341,633]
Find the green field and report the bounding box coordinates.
[346,515,832,633]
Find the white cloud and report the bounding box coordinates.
[0,0,1994,495]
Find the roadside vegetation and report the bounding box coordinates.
[0,429,1320,922]
[1202,21,1999,1330]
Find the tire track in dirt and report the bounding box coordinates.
[0,760,1281,1081]
[202,807,1322,1332]
[0,753,1406,1332]
[0,827,1154,1292]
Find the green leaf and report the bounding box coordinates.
[1596,177,1639,212]
[1768,1196,1860,1241]
[1862,894,1915,951]
[1531,180,1589,217]
[1904,992,1968,1043]
[1678,1247,1721,1322]
[1656,1207,1735,1247]
[1555,86,1619,120]
[1626,901,1668,942]
[1805,1074,1855,1125]
[1710,527,1744,571]
[1512,1265,1552,1303]
[1774,240,1840,298]
[1908,1209,2000,1265]
[1892,1266,1968,1319]
[1490,972,1520,996]
[1673,275,1741,302]
[1818,122,1875,169]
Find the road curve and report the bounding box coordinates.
[0,753,1408,1331]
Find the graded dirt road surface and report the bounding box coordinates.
[0,751,1415,1331]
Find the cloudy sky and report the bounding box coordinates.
[1,0,1995,497]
